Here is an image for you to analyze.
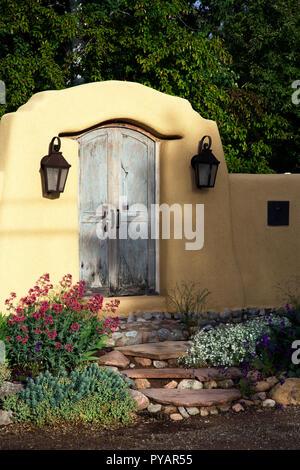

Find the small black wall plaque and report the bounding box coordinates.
[268,201,289,226]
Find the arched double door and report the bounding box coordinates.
[78,126,157,296]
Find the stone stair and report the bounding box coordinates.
[121,367,241,381]
[112,341,242,410]
[139,388,241,407]
[115,340,191,360]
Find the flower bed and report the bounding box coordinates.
[0,274,137,427]
[4,273,120,375]
[178,315,290,368]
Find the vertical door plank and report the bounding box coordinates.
[78,130,109,294]
[117,128,156,294]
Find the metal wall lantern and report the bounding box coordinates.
[191,135,220,188]
[41,136,71,193]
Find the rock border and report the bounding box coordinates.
[107,307,285,347]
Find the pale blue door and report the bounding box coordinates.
[78,126,157,296]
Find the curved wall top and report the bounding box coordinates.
[13,80,206,139]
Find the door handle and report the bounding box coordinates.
[116,209,120,230]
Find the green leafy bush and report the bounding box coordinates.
[2,363,136,426]
[4,273,120,374]
[179,316,288,367]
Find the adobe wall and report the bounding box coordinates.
[0,81,298,314]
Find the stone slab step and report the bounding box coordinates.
[140,388,241,407]
[122,367,242,381]
[115,341,191,360]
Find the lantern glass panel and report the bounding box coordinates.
[209,164,218,187]
[46,167,59,192]
[198,162,211,187]
[59,168,69,192]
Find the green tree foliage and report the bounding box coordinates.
[192,0,300,172]
[0,0,297,173]
[0,0,77,114]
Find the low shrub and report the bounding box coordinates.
[3,273,120,373]
[2,363,136,426]
[179,316,288,368]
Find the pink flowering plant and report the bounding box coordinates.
[4,274,120,374]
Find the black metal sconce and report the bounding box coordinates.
[41,136,71,193]
[191,135,220,188]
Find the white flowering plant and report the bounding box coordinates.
[179,316,289,368]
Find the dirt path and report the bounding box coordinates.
[0,407,299,451]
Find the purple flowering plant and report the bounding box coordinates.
[247,308,300,378]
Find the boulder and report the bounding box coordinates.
[209,406,218,415]
[97,350,130,369]
[200,407,209,417]
[218,403,231,412]
[134,357,152,367]
[232,403,244,413]
[204,380,217,389]
[147,404,162,413]
[186,407,199,416]
[164,380,178,389]
[163,406,178,415]
[266,376,279,387]
[255,381,272,392]
[177,379,203,390]
[170,413,183,421]
[153,360,168,369]
[0,410,13,426]
[262,399,276,408]
[135,378,151,390]
[252,392,266,401]
[0,381,23,398]
[178,406,189,418]
[129,389,150,411]
[270,378,300,405]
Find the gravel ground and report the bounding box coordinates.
[0,407,299,451]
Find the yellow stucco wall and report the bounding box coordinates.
[0,80,299,314]
[229,174,300,308]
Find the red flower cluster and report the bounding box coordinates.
[102,299,121,315]
[47,330,57,340]
[70,322,80,333]
[4,273,121,372]
[96,316,120,336]
[59,273,73,289]
[88,294,104,313]
[52,303,63,315]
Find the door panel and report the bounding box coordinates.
[79,130,110,294]
[78,126,157,296]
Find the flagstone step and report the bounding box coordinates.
[140,388,241,407]
[122,367,242,381]
[115,341,191,360]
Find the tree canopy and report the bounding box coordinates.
[0,0,298,173]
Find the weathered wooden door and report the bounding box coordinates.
[78,126,157,296]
